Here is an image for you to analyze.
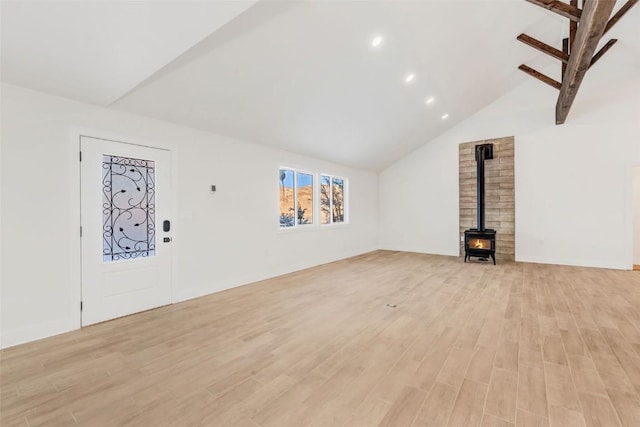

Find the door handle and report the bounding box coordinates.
[163,237,171,243]
[163,220,171,232]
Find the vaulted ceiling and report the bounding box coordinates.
[2,1,638,171]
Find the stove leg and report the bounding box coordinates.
[464,253,467,262]
[491,254,496,265]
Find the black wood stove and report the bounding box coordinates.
[464,143,496,265]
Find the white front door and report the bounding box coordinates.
[80,136,172,326]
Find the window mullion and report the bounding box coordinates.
[329,176,333,224]
[293,171,298,227]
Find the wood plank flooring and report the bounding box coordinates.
[1,250,640,426]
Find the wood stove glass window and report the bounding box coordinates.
[470,238,491,250]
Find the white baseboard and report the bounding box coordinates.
[1,246,381,349]
[176,246,379,303]
[515,254,630,270]
[1,317,74,349]
[377,245,460,257]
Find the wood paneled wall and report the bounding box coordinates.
[459,137,515,261]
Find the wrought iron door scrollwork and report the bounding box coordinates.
[102,155,156,262]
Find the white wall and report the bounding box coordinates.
[634,168,640,266]
[0,83,378,348]
[379,56,640,270]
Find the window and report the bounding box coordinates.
[297,172,314,225]
[279,168,314,227]
[320,174,347,224]
[102,154,156,261]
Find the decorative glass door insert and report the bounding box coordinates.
[102,154,155,262]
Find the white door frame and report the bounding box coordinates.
[70,127,179,330]
[631,165,640,270]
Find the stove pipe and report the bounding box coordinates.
[475,144,493,232]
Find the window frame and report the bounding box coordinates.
[278,168,348,230]
[278,167,316,229]
[319,173,348,226]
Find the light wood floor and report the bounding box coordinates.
[2,251,640,426]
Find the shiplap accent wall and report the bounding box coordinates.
[459,137,515,261]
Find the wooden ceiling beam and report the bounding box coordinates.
[562,38,569,79]
[604,0,639,35]
[519,64,562,90]
[555,0,616,124]
[525,0,582,21]
[589,38,618,68]
[569,0,578,48]
[518,33,570,63]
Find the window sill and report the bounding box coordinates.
[277,223,350,234]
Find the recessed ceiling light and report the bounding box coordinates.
[425,97,435,105]
[405,73,416,84]
[371,36,383,48]
[441,113,449,120]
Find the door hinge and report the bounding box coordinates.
[80,226,83,237]
[80,301,83,311]
[79,151,82,162]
